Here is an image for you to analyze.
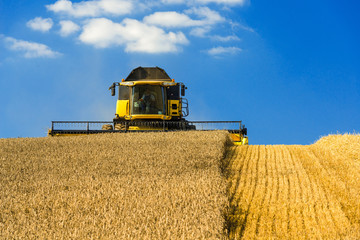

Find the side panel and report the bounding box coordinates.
[167,100,181,117]
[166,85,181,119]
[230,133,249,145]
[116,100,129,117]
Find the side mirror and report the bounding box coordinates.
[181,84,187,96]
[242,127,247,136]
[109,83,116,96]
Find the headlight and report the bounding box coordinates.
[120,82,134,86]
[162,82,177,86]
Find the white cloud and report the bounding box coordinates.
[196,0,246,5]
[26,17,53,32]
[59,20,80,37]
[79,18,121,48]
[230,20,255,33]
[185,7,225,25]
[46,0,133,17]
[207,46,241,56]
[212,35,240,41]
[144,7,224,30]
[4,37,62,58]
[161,0,185,4]
[79,18,189,53]
[190,26,211,37]
[144,11,202,28]
[38,0,250,55]
[159,0,246,5]
[238,24,255,33]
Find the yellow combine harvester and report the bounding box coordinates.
[49,67,248,145]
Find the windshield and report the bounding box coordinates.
[132,85,165,115]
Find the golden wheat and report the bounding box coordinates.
[224,134,360,239]
[0,131,229,239]
[2,132,359,239]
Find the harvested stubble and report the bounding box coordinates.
[0,131,230,239]
[224,133,360,239]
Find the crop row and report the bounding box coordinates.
[224,134,360,239]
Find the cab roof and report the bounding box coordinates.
[125,67,172,81]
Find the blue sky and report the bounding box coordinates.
[1,0,359,144]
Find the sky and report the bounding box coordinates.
[0,0,359,144]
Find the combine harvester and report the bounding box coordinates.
[49,67,248,145]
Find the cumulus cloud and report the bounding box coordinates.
[46,0,133,17]
[79,18,189,53]
[144,12,202,28]
[26,17,53,32]
[59,20,80,37]
[4,37,62,58]
[185,7,225,25]
[37,0,250,55]
[207,46,241,56]
[144,7,224,29]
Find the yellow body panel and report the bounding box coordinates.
[167,100,181,117]
[116,100,129,117]
[230,133,241,142]
[230,133,249,145]
[128,126,167,131]
[124,115,171,120]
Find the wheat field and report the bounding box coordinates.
[1,132,359,239]
[0,131,229,239]
[224,133,360,239]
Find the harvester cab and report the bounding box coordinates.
[49,66,248,145]
[108,67,188,123]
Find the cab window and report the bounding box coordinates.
[119,85,130,100]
